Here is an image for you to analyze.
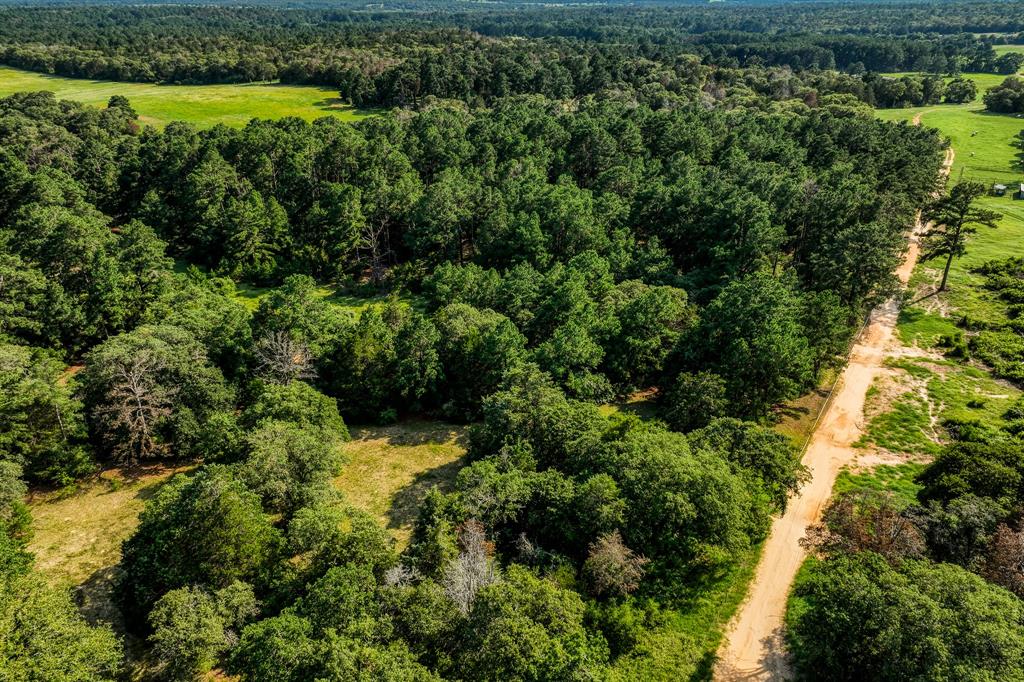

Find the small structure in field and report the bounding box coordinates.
[994,183,1008,196]
[1018,183,1024,199]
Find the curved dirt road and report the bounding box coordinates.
[714,145,954,681]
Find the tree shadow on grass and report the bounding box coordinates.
[774,402,812,422]
[75,565,124,629]
[386,455,467,534]
[350,420,469,449]
[76,564,154,674]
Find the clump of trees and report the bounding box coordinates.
[791,424,1024,680]
[985,75,1024,112]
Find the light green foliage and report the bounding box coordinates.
[456,565,610,682]
[287,501,396,579]
[0,65,371,128]
[241,381,348,442]
[239,420,344,515]
[0,571,123,681]
[149,586,227,680]
[0,343,93,484]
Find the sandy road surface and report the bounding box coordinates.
[714,145,954,681]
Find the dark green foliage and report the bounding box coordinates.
[690,418,808,513]
[788,553,1024,682]
[325,301,441,421]
[985,75,1024,113]
[660,371,729,433]
[0,20,965,679]
[689,274,813,417]
[945,77,978,104]
[433,303,527,419]
[119,466,282,628]
[916,440,1024,509]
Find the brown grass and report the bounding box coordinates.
[334,420,467,549]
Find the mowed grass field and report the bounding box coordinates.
[0,65,371,128]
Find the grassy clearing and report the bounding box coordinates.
[334,420,468,549]
[834,462,925,508]
[228,278,422,315]
[27,465,188,588]
[857,356,1020,455]
[0,65,372,129]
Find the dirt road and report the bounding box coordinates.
[714,146,954,681]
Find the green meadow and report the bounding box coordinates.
[877,72,1024,331]
[0,65,371,128]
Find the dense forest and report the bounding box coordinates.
[3,1,1024,681]
[1,3,1023,107]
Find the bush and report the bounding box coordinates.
[120,466,281,628]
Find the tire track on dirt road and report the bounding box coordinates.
[713,144,954,682]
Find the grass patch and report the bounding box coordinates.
[0,65,373,129]
[334,420,468,549]
[27,465,187,588]
[834,462,925,508]
[858,385,939,455]
[877,72,1024,335]
[857,356,1021,455]
[774,369,839,449]
[227,278,422,315]
[897,306,960,347]
[599,390,660,422]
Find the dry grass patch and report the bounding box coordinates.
[334,420,467,549]
[27,464,188,587]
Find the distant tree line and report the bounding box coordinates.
[0,4,1018,108]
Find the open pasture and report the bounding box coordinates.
[0,65,370,128]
